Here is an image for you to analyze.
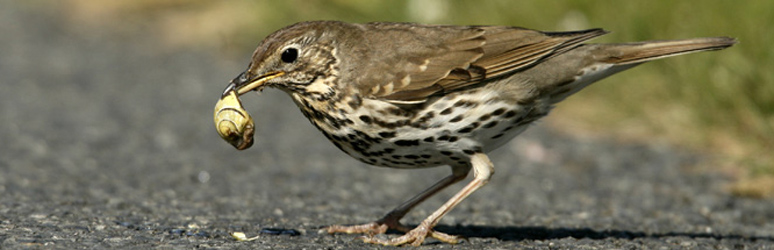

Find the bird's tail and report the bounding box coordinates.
[534,36,736,103]
[600,37,737,65]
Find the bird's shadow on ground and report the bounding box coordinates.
[412,225,772,242]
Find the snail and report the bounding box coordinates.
[214,71,283,150]
[214,84,254,150]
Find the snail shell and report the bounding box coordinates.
[214,89,254,150]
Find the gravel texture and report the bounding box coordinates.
[1,3,772,249]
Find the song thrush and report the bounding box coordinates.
[214,21,735,246]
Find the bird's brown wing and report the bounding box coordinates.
[356,23,608,104]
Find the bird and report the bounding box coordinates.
[213,21,735,246]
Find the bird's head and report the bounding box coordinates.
[214,21,354,150]
[229,21,349,97]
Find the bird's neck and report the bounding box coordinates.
[287,82,357,133]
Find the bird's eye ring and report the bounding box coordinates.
[281,48,298,63]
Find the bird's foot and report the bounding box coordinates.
[358,223,463,246]
[326,219,461,245]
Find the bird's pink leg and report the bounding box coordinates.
[325,163,471,238]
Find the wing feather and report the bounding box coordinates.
[353,23,608,103]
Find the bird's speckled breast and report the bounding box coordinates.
[291,86,550,169]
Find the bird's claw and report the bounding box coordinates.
[357,225,463,246]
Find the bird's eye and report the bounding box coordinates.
[281,48,298,63]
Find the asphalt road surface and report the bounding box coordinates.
[1,3,772,249]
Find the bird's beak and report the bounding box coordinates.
[229,71,285,97]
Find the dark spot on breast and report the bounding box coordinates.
[384,148,395,153]
[394,139,420,146]
[478,114,491,121]
[423,136,434,142]
[359,115,372,124]
[311,110,324,119]
[438,135,450,141]
[404,155,420,159]
[462,149,475,155]
[349,140,368,152]
[454,100,477,108]
[329,119,342,130]
[483,121,498,128]
[458,122,480,134]
[440,151,453,156]
[450,156,461,160]
[440,107,453,115]
[448,136,459,142]
[450,115,463,123]
[492,108,506,116]
[491,133,504,139]
[392,155,402,159]
[420,154,432,158]
[380,122,396,129]
[378,131,396,138]
[355,130,382,144]
[504,110,517,118]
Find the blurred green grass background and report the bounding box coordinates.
[50,0,772,196]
